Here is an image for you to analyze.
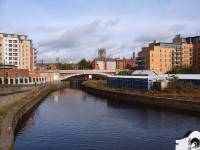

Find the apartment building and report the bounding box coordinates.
[30,48,37,71]
[138,42,175,73]
[136,56,146,70]
[185,36,200,69]
[138,46,149,70]
[172,35,193,67]
[0,33,36,71]
[138,35,194,74]
[0,33,20,67]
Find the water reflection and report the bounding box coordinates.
[15,109,39,136]
[15,88,200,150]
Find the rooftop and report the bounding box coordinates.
[159,74,200,80]
[131,70,158,77]
[108,75,157,80]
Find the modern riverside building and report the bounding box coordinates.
[185,36,200,69]
[138,42,174,73]
[0,33,36,71]
[136,56,146,70]
[137,36,194,74]
[172,35,193,67]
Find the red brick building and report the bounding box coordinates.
[0,65,29,78]
[185,36,200,69]
[116,58,137,70]
[49,63,58,70]
[193,42,200,69]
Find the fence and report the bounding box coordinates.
[0,77,47,85]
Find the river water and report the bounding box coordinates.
[15,88,200,150]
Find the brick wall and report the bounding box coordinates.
[0,68,29,78]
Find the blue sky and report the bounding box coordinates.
[0,0,200,62]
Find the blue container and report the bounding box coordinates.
[107,77,154,90]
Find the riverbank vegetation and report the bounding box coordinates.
[167,65,200,74]
[82,80,200,101]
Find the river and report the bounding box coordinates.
[15,88,200,150]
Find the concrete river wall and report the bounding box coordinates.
[82,84,200,113]
[0,82,69,150]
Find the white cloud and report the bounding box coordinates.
[1,6,200,62]
[37,19,121,62]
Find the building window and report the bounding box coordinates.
[20,79,23,83]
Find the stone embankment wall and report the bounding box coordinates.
[0,85,36,109]
[0,85,34,96]
[0,82,69,150]
[82,84,200,112]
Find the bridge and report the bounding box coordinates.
[41,70,116,81]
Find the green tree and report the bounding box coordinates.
[57,63,73,70]
[77,59,91,70]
